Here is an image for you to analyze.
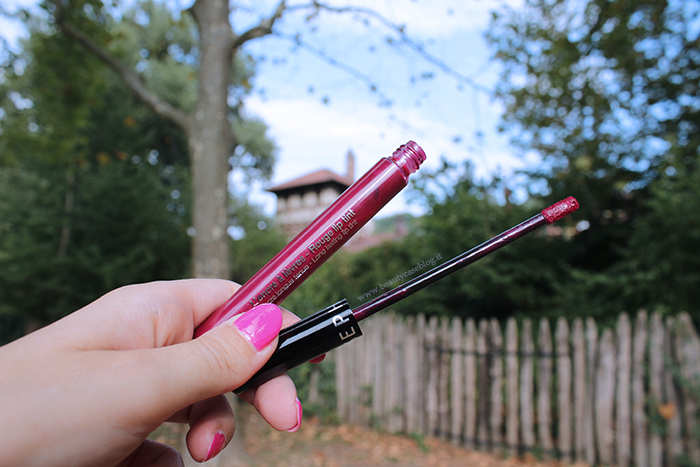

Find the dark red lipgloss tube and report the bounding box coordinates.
[195,141,427,337]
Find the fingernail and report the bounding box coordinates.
[287,398,303,433]
[232,304,283,351]
[204,430,226,461]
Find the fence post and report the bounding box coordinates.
[371,314,386,427]
[572,318,586,463]
[464,318,477,450]
[584,317,598,465]
[416,314,427,435]
[537,319,554,457]
[632,311,648,467]
[520,318,535,454]
[648,312,664,467]
[664,316,683,467]
[596,328,617,465]
[451,317,464,446]
[675,313,700,465]
[357,314,371,427]
[438,318,451,440]
[477,319,490,450]
[347,314,362,425]
[505,318,519,457]
[336,333,348,420]
[556,317,572,463]
[404,316,420,434]
[490,319,504,455]
[617,313,632,467]
[426,315,439,436]
[386,313,402,433]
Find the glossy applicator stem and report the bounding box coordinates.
[352,196,580,321]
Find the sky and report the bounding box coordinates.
[1,0,530,218]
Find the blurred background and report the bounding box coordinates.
[2,0,698,337]
[1,0,699,465]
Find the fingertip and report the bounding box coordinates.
[204,430,227,461]
[230,303,283,352]
[243,374,300,432]
[185,395,235,462]
[310,354,326,364]
[287,398,303,433]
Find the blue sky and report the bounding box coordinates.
[1,0,530,217]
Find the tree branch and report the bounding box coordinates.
[51,1,191,131]
[274,31,424,135]
[232,0,288,50]
[309,2,491,94]
[275,31,386,99]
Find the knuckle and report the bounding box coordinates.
[196,331,253,382]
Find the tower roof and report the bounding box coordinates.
[267,169,352,194]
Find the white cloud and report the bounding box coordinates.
[242,91,524,217]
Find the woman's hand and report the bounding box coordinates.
[0,279,302,467]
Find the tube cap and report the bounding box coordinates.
[234,299,362,394]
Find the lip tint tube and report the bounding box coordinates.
[194,141,426,337]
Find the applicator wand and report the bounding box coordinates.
[234,196,580,394]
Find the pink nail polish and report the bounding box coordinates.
[204,430,226,461]
[288,398,303,433]
[233,304,283,351]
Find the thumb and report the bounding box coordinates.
[146,304,283,412]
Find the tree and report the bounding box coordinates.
[488,0,700,193]
[487,0,699,272]
[0,7,192,331]
[485,0,700,318]
[27,0,487,280]
[0,158,193,332]
[618,166,700,319]
[13,0,278,279]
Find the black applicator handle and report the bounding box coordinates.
[234,299,362,394]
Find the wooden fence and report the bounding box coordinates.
[334,311,700,466]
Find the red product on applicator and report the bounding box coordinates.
[234,196,580,394]
[195,141,427,337]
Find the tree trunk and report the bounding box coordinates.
[188,0,236,279]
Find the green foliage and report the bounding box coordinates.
[0,8,105,167]
[288,362,338,421]
[228,197,287,286]
[0,159,191,329]
[487,0,699,181]
[486,0,700,276]
[105,0,276,181]
[479,0,700,321]
[0,0,281,337]
[0,1,196,334]
[108,0,199,112]
[399,164,578,321]
[619,167,700,318]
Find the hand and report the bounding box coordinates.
[0,279,303,467]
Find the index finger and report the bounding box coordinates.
[52,279,240,350]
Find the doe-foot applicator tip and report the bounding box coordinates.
[541,196,579,224]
